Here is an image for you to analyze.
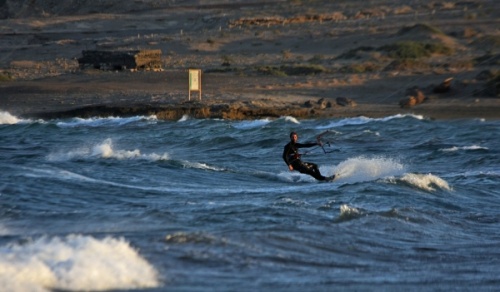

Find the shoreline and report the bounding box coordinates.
[4,95,499,121]
[1,71,499,121]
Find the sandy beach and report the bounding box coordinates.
[1,0,499,120]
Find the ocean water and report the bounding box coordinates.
[1,110,499,291]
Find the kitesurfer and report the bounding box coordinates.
[282,131,334,181]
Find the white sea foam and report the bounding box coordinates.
[178,114,190,122]
[277,156,405,184]
[47,138,169,161]
[339,204,361,217]
[400,173,452,192]
[333,156,406,184]
[0,235,160,292]
[232,118,272,129]
[439,145,488,152]
[280,116,300,124]
[181,160,226,171]
[0,111,22,124]
[363,129,380,136]
[317,114,424,129]
[278,171,316,183]
[56,115,157,128]
[380,113,424,121]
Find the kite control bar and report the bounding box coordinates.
[302,130,336,156]
[316,130,336,154]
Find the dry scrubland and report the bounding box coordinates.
[0,0,499,119]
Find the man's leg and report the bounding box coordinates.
[302,162,326,181]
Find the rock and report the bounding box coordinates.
[336,97,356,107]
[317,98,328,109]
[399,96,417,108]
[400,87,426,108]
[304,100,314,108]
[433,77,453,93]
[405,87,426,104]
[462,28,477,38]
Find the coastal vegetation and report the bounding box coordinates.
[380,41,454,59]
[256,64,327,76]
[0,71,13,81]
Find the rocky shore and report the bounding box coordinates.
[2,69,499,121]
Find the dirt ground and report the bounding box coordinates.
[0,0,499,120]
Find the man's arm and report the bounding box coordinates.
[283,144,295,171]
[282,143,291,165]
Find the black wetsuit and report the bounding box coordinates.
[282,141,327,181]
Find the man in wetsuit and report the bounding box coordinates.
[282,131,334,181]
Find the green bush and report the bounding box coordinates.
[256,66,288,76]
[283,64,327,75]
[0,72,13,81]
[380,41,453,59]
[340,62,381,73]
[256,64,327,76]
[425,43,454,55]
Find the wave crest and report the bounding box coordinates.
[0,111,23,124]
[400,173,452,192]
[317,114,424,129]
[440,145,488,152]
[0,235,159,291]
[56,115,158,128]
[232,118,272,129]
[339,204,362,219]
[334,156,406,184]
[48,138,169,161]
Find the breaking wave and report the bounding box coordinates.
[47,138,169,161]
[317,114,424,129]
[0,111,30,125]
[0,235,159,292]
[232,118,272,129]
[333,156,406,184]
[439,145,488,152]
[399,173,452,192]
[56,115,158,128]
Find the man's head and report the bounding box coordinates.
[290,131,298,143]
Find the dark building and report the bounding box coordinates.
[78,50,162,71]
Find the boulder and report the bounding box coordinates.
[433,77,453,93]
[399,96,417,108]
[317,98,328,109]
[405,87,426,104]
[336,97,357,107]
[400,87,426,108]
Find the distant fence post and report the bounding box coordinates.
[188,69,202,101]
